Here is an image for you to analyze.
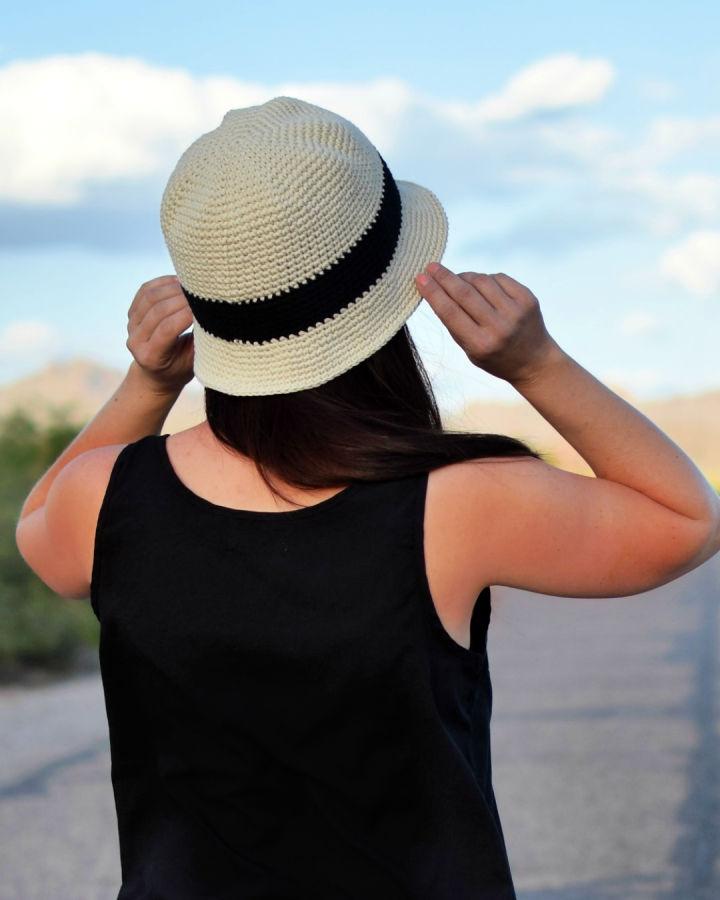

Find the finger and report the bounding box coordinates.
[492,272,532,304]
[457,273,514,312]
[130,282,185,324]
[128,281,185,318]
[128,276,181,320]
[129,306,195,365]
[415,273,493,347]
[130,295,191,344]
[146,305,195,348]
[423,263,500,326]
[145,274,181,290]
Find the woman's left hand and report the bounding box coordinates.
[126,275,195,395]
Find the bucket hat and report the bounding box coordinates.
[160,95,448,395]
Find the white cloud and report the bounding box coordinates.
[0,51,615,206]
[619,312,662,337]
[515,116,720,232]
[631,115,720,167]
[618,172,720,234]
[635,78,679,103]
[0,53,265,204]
[0,319,60,355]
[0,54,418,205]
[659,230,720,297]
[439,53,615,126]
[529,120,622,166]
[0,51,718,260]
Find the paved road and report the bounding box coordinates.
[489,554,720,899]
[1,556,718,899]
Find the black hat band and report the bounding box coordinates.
[181,154,402,345]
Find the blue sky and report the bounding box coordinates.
[1,0,719,409]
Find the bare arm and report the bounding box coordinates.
[16,275,192,524]
[508,340,720,526]
[417,263,720,596]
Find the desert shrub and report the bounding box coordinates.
[0,408,99,678]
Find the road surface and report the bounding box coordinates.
[1,555,718,899]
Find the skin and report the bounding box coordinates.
[14,276,196,599]
[13,264,720,650]
[414,263,720,601]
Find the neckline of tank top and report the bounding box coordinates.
[155,432,367,520]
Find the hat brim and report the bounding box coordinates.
[192,179,449,396]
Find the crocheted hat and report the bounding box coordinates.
[159,96,448,396]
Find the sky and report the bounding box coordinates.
[1,0,719,410]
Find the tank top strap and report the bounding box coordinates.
[102,432,162,502]
[90,433,168,620]
[93,434,493,662]
[99,432,166,515]
[90,435,515,897]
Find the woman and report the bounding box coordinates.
[15,97,720,899]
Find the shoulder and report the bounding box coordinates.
[78,441,130,475]
[50,442,131,551]
[419,456,548,639]
[15,442,131,600]
[50,442,131,517]
[55,441,137,538]
[426,454,546,509]
[424,455,550,578]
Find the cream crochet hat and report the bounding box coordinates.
[159,96,448,396]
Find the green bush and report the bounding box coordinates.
[0,408,99,676]
[0,402,717,679]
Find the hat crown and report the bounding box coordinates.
[160,97,384,302]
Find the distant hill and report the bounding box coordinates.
[0,357,206,434]
[444,388,720,482]
[1,357,718,483]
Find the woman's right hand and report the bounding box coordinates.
[415,262,564,386]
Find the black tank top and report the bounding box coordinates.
[91,433,516,899]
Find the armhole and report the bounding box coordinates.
[413,470,488,662]
[89,442,136,622]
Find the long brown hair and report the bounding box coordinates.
[204,323,547,505]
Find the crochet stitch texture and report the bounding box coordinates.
[160,95,448,396]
